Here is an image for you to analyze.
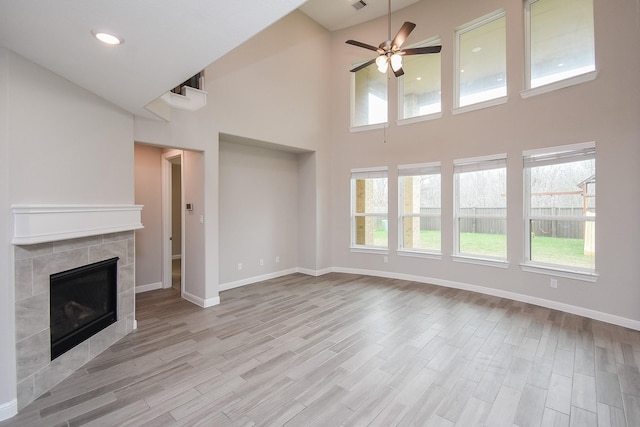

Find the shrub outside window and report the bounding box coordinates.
[351,62,388,128]
[456,10,507,108]
[351,168,388,249]
[398,163,441,254]
[523,142,596,273]
[454,155,507,261]
[526,0,595,89]
[399,39,442,120]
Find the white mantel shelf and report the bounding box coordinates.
[12,204,144,245]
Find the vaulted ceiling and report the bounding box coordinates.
[0,0,415,120]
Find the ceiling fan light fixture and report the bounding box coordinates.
[390,53,403,72]
[376,55,389,73]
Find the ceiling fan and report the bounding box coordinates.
[346,0,441,77]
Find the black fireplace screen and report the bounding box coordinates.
[50,257,118,360]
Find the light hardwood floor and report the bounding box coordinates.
[3,273,640,426]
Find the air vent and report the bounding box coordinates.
[352,1,367,10]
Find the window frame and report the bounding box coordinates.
[522,141,597,280]
[521,0,597,98]
[397,37,443,124]
[454,9,508,114]
[350,61,388,131]
[453,153,509,267]
[397,162,442,258]
[350,167,389,253]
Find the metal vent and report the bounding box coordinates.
[352,0,367,10]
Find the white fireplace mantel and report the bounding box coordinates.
[12,204,143,245]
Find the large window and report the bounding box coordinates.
[351,62,388,128]
[399,39,441,120]
[456,10,507,108]
[398,163,441,254]
[454,155,507,262]
[351,168,388,249]
[526,0,595,89]
[524,142,595,274]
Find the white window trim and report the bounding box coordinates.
[397,37,442,122]
[520,70,597,99]
[349,64,388,130]
[454,9,507,110]
[398,162,442,255]
[523,0,596,94]
[350,167,389,251]
[453,154,508,262]
[522,141,596,276]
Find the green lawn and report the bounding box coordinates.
[373,230,594,268]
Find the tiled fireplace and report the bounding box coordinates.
[12,205,142,410]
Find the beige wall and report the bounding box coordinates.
[219,140,300,285]
[328,0,640,323]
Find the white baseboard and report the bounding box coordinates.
[331,267,640,332]
[219,268,298,291]
[296,267,333,277]
[182,291,220,308]
[0,398,17,422]
[135,282,163,293]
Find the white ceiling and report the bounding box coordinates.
[299,0,420,31]
[0,0,415,120]
[0,0,308,119]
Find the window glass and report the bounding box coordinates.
[399,40,441,119]
[457,11,507,107]
[525,143,596,270]
[351,169,388,248]
[398,164,441,252]
[454,156,507,259]
[352,63,388,127]
[528,0,595,88]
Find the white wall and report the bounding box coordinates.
[0,47,17,420]
[328,0,640,324]
[134,143,163,289]
[1,49,135,418]
[219,140,300,285]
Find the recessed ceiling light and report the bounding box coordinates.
[471,47,482,53]
[92,31,123,45]
[416,77,422,81]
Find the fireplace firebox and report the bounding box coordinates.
[50,257,119,360]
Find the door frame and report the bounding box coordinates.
[161,149,185,292]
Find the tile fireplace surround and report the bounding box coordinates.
[11,205,142,410]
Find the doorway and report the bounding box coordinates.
[162,150,184,292]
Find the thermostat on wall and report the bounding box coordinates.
[186,203,193,211]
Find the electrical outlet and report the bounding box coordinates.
[260,259,264,266]
[550,278,558,288]
[384,256,388,263]
[237,263,242,271]
[275,256,280,264]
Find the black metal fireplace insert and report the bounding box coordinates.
[50,257,118,360]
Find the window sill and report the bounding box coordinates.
[452,96,508,115]
[397,112,442,126]
[350,246,389,255]
[397,250,442,260]
[349,122,388,133]
[520,70,597,99]
[452,254,509,269]
[520,262,598,282]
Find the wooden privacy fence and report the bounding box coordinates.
[417,207,588,238]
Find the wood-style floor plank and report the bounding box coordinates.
[2,272,640,426]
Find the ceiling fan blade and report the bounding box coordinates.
[346,39,380,52]
[401,46,442,55]
[350,57,377,73]
[393,66,405,78]
[391,22,416,49]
